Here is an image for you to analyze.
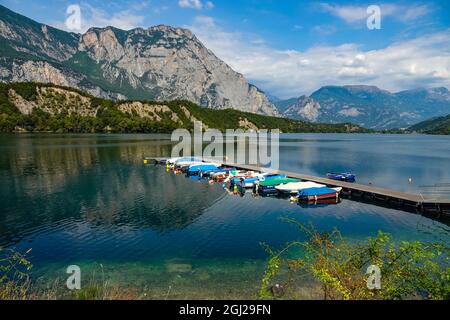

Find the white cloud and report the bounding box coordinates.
[178,0,214,10]
[54,3,145,33]
[319,3,432,24]
[178,0,203,10]
[190,17,450,98]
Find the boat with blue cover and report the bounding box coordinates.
[327,172,356,182]
[188,163,220,175]
[297,187,342,202]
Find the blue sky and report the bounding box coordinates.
[1,0,449,98]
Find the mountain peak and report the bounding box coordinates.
[0,4,277,116]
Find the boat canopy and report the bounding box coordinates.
[298,187,339,196]
[259,178,300,187]
[188,164,219,172]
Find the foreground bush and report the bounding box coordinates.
[260,218,450,300]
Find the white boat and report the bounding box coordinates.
[275,181,326,194]
[176,161,204,169]
[223,170,256,183]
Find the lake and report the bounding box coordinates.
[0,133,449,299]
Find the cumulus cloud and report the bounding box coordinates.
[190,16,450,98]
[318,3,432,25]
[54,3,145,32]
[179,0,214,10]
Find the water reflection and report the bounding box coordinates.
[0,134,225,247]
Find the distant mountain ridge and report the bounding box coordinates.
[275,85,450,129]
[0,82,369,134]
[408,114,450,135]
[0,4,278,116]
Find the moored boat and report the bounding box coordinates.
[188,163,220,175]
[297,187,342,202]
[257,178,300,194]
[258,173,287,182]
[327,172,356,183]
[276,181,326,194]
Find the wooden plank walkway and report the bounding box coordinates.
[145,157,450,218]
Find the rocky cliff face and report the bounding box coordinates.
[0,5,278,116]
[283,96,321,122]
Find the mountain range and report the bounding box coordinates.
[0,4,278,116]
[274,85,450,129]
[0,4,449,130]
[0,82,368,134]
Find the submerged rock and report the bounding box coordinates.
[270,283,286,298]
[166,263,193,274]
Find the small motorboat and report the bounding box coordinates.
[258,173,287,182]
[297,187,342,202]
[257,178,300,194]
[235,172,286,188]
[239,176,260,188]
[200,167,229,178]
[176,162,204,172]
[211,170,233,182]
[276,181,326,194]
[188,163,220,175]
[168,157,202,166]
[227,171,258,185]
[327,172,356,183]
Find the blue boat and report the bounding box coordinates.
[240,177,260,188]
[327,172,356,183]
[297,187,341,202]
[188,164,219,175]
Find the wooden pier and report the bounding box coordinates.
[145,157,450,220]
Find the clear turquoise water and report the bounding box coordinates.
[0,133,449,299]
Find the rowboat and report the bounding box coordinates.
[327,172,356,183]
[276,181,326,194]
[297,187,342,202]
